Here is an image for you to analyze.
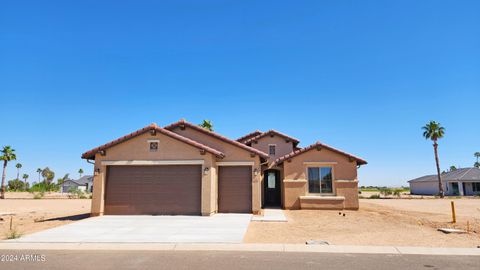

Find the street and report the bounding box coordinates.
[0,250,478,270]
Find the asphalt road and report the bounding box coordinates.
[0,250,478,270]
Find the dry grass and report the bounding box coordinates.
[244,198,480,247]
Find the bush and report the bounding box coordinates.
[29,182,59,193]
[5,228,22,239]
[68,188,87,199]
[7,179,26,191]
[369,194,381,199]
[33,192,44,199]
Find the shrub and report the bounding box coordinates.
[7,179,26,191]
[6,228,22,239]
[29,182,59,193]
[33,192,44,199]
[68,188,87,199]
[369,194,381,199]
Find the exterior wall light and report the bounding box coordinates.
[203,167,210,175]
[253,168,259,176]
[94,168,100,175]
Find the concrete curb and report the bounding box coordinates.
[0,243,479,255]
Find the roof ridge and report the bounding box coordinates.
[236,130,263,142]
[164,120,269,158]
[457,167,473,180]
[274,141,367,165]
[243,129,300,145]
[81,123,225,159]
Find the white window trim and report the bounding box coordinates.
[305,165,335,196]
[216,161,254,166]
[268,144,276,156]
[147,139,160,143]
[303,161,338,165]
[101,160,205,166]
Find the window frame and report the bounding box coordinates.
[268,144,276,156]
[306,165,335,195]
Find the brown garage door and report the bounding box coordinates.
[105,165,201,215]
[218,166,252,213]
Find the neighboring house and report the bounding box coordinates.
[408,167,480,196]
[62,175,94,193]
[81,120,367,216]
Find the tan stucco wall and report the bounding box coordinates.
[90,131,217,216]
[250,136,294,162]
[282,147,360,210]
[90,128,263,216]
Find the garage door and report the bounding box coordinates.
[218,166,252,213]
[105,165,201,215]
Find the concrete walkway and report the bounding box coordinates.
[8,214,252,243]
[1,243,479,256]
[251,209,287,222]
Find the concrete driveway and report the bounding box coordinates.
[10,214,252,243]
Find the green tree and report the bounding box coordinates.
[475,152,480,167]
[78,168,84,178]
[449,166,457,172]
[199,120,213,131]
[7,179,25,191]
[422,121,446,198]
[1,146,17,199]
[57,173,69,185]
[22,174,29,190]
[41,167,55,185]
[15,163,22,180]
[36,168,42,182]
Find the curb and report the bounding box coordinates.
[0,243,479,256]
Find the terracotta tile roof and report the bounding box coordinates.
[274,141,367,165]
[244,130,300,146]
[236,130,263,143]
[164,120,269,159]
[81,123,225,160]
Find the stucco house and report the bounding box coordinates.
[61,175,94,193]
[81,120,367,216]
[408,167,480,196]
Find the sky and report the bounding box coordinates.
[1,1,479,186]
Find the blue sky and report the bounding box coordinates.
[1,1,479,186]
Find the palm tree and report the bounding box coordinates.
[199,120,213,131]
[475,152,480,163]
[22,174,29,190]
[78,168,84,178]
[36,168,42,181]
[1,146,17,199]
[422,121,446,198]
[15,163,22,180]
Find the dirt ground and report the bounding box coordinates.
[0,198,91,240]
[244,198,480,247]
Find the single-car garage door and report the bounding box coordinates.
[218,166,252,213]
[105,165,201,215]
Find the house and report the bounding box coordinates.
[62,175,94,193]
[81,120,367,216]
[408,167,480,196]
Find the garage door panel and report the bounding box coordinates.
[218,166,252,213]
[105,165,201,215]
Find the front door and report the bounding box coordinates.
[264,170,281,207]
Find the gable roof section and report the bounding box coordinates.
[164,120,269,159]
[408,167,480,183]
[274,141,367,165]
[81,123,225,160]
[236,130,263,143]
[243,130,300,146]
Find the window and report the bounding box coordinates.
[269,145,276,155]
[473,182,480,192]
[308,167,333,194]
[148,140,159,152]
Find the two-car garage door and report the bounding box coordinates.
[105,165,202,215]
[104,165,252,215]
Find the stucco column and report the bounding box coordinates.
[91,165,106,216]
[201,155,215,216]
[458,181,464,196]
[252,167,262,214]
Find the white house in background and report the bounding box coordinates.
[408,167,480,196]
[61,175,94,193]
